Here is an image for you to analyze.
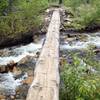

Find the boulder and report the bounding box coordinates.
[0,32,34,49]
[0,61,17,73]
[17,55,36,71]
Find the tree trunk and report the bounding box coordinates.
[26,9,60,100]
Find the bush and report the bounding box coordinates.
[0,0,8,15]
[64,0,100,29]
[0,0,48,37]
[60,55,100,100]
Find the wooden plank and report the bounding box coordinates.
[26,9,60,100]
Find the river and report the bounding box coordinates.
[0,31,100,99]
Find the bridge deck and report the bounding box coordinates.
[26,9,60,100]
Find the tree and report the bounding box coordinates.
[59,0,63,4]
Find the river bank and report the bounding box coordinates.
[0,30,100,99]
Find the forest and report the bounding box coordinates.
[0,0,100,100]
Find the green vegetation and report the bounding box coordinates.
[1,0,99,37]
[60,58,100,100]
[60,50,100,100]
[64,0,100,29]
[0,0,48,37]
[82,47,100,70]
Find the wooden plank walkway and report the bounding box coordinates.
[26,9,60,100]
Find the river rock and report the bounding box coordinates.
[0,31,36,49]
[94,48,100,53]
[15,84,29,99]
[0,65,7,73]
[0,49,10,57]
[17,55,36,71]
[93,49,100,61]
[0,61,17,73]
[0,95,6,99]
[22,75,33,85]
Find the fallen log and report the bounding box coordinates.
[26,9,60,100]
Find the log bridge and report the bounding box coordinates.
[26,9,61,100]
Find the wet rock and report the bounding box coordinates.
[14,72,27,80]
[95,32,100,37]
[60,57,66,66]
[16,84,29,99]
[0,31,34,49]
[0,49,10,57]
[0,65,8,73]
[94,48,100,53]
[22,76,33,85]
[0,95,6,99]
[0,61,19,74]
[12,67,22,77]
[41,8,53,33]
[92,48,100,61]
[33,35,41,43]
[36,51,40,58]
[17,55,36,71]
[10,95,15,99]
[6,61,17,72]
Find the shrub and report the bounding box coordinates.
[60,55,100,100]
[0,0,8,15]
[0,0,48,37]
[64,0,100,29]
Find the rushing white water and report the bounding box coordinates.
[60,33,100,50]
[0,72,28,95]
[0,39,44,65]
[0,33,99,96]
[0,36,44,95]
[0,33,100,65]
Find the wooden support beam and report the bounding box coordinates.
[26,9,60,100]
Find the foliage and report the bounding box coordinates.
[0,0,8,15]
[0,0,48,37]
[60,54,100,100]
[64,0,100,29]
[82,47,100,71]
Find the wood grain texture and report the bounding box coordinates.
[26,9,60,100]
